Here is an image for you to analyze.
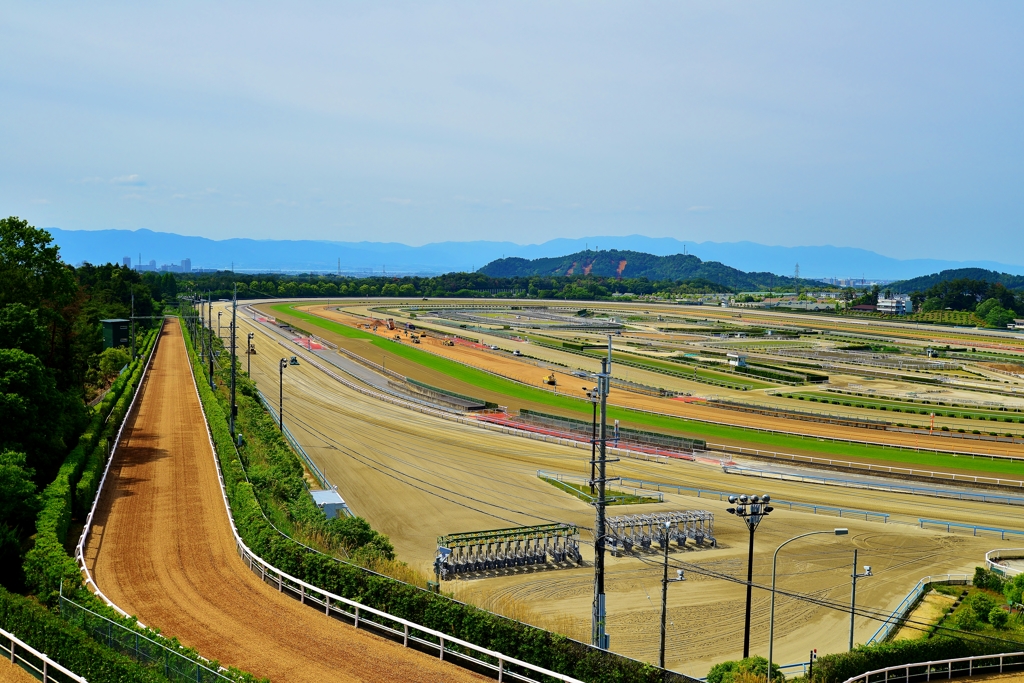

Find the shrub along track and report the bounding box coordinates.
[82,323,484,682]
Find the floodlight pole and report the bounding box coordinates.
[229,284,237,438]
[725,494,774,659]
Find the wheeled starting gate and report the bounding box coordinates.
[435,523,582,580]
[606,511,715,556]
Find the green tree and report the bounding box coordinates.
[98,347,131,379]
[0,348,71,476]
[0,450,39,589]
[0,304,46,357]
[1005,573,1024,606]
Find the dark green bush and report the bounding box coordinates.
[0,586,166,683]
[812,637,1008,683]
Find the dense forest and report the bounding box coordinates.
[479,249,807,291]
[892,268,1024,293]
[0,217,160,589]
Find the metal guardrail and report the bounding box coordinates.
[842,651,1024,683]
[865,574,970,644]
[256,390,333,492]
[986,548,1024,577]
[187,324,586,682]
[919,519,1024,539]
[722,465,1024,506]
[0,626,87,683]
[615,476,891,522]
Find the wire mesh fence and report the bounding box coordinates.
[59,595,235,683]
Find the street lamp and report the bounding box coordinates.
[278,358,287,431]
[659,520,685,669]
[850,550,873,651]
[218,311,222,340]
[726,494,775,659]
[247,332,254,376]
[768,528,848,679]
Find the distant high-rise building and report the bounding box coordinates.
[123,256,131,268]
[181,258,191,272]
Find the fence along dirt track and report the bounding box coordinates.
[82,322,484,683]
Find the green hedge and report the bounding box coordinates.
[23,326,160,604]
[0,586,167,682]
[179,318,682,683]
[812,636,1011,683]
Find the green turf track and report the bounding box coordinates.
[272,303,1024,478]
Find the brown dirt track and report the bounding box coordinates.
[83,323,484,683]
[0,661,37,683]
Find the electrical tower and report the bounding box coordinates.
[794,263,800,281]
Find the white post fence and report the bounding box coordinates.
[0,626,87,683]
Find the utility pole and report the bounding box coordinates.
[130,292,135,360]
[207,291,214,389]
[850,549,873,651]
[230,284,237,438]
[592,336,613,650]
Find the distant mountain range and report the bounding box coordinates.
[44,227,1024,280]
[480,250,804,291]
[892,268,1024,293]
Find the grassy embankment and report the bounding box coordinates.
[271,304,1024,479]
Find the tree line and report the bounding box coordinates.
[176,270,741,301]
[0,217,162,590]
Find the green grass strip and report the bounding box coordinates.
[271,304,1024,479]
[539,477,659,505]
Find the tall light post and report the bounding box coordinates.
[768,528,848,679]
[591,337,613,651]
[217,311,222,340]
[850,550,873,651]
[229,285,237,438]
[278,358,287,431]
[726,493,774,659]
[659,520,685,669]
[247,332,254,376]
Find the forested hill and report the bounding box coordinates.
[892,268,1024,293]
[479,249,804,290]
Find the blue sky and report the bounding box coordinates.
[2,2,1021,259]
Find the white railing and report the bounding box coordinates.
[842,651,1024,683]
[866,574,970,644]
[987,549,1024,577]
[0,626,87,683]
[183,322,585,683]
[76,321,163,622]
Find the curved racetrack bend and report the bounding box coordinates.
[82,322,484,683]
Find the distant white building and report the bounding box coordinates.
[122,256,131,268]
[877,295,913,315]
[727,352,747,367]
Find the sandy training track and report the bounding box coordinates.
[83,323,483,683]
[0,661,37,683]
[230,306,1006,677]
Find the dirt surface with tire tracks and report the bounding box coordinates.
[83,323,485,683]
[0,661,38,683]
